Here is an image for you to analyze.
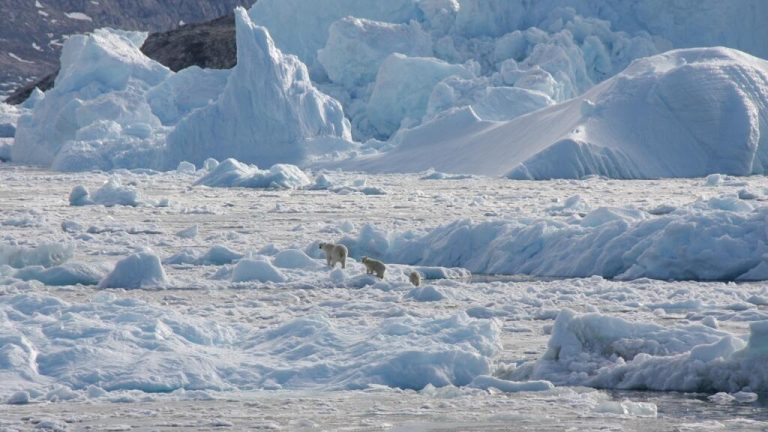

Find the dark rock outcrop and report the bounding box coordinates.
[5,12,239,105]
[0,0,250,100]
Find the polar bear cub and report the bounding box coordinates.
[319,242,347,269]
[361,256,386,279]
[409,271,421,286]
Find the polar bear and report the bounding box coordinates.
[361,256,386,279]
[319,242,347,269]
[409,271,421,286]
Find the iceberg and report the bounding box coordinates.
[12,29,170,171]
[165,8,352,169]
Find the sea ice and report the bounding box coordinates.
[99,251,168,289]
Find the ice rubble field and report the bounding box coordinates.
[2,164,768,429]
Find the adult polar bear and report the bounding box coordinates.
[319,242,348,268]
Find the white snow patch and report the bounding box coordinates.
[64,12,93,22]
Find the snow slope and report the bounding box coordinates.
[337,48,768,179]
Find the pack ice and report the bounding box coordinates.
[0,288,501,401]
[511,309,768,394]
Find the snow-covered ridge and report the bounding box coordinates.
[339,194,768,281]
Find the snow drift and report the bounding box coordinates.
[339,48,768,179]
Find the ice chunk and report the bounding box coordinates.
[6,390,31,405]
[175,225,198,239]
[405,286,447,302]
[70,176,141,207]
[511,310,768,394]
[231,259,287,283]
[176,161,196,173]
[198,245,243,266]
[0,243,74,269]
[14,262,106,286]
[231,259,285,283]
[273,249,322,270]
[99,252,168,289]
[13,28,170,170]
[68,185,93,206]
[194,159,311,190]
[469,375,554,393]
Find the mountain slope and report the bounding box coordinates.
[0,0,250,97]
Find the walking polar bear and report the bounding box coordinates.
[319,242,347,269]
[409,271,421,286]
[361,256,386,279]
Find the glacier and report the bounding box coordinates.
[338,47,768,179]
[6,0,768,178]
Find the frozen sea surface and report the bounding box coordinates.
[1,164,768,430]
